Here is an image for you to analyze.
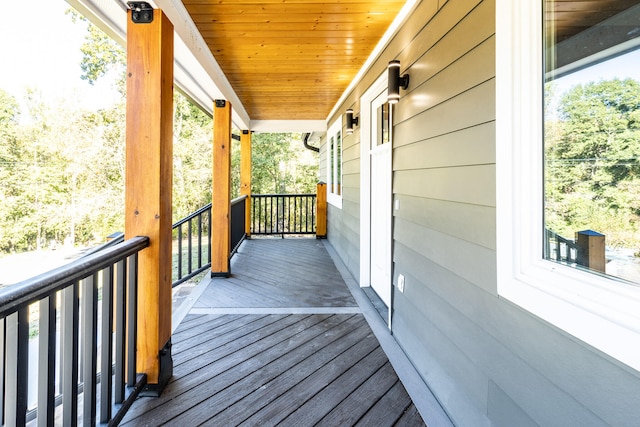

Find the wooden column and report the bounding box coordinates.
[576,230,606,273]
[316,182,327,239]
[124,8,173,393]
[212,100,232,276]
[240,130,252,237]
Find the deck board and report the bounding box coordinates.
[121,238,426,426]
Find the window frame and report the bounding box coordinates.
[326,117,343,208]
[496,0,640,372]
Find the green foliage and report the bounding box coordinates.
[545,78,640,247]
[0,13,318,256]
[67,10,126,91]
[173,95,212,219]
[248,133,319,195]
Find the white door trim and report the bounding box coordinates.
[359,72,388,289]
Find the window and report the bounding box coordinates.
[327,118,342,208]
[497,0,640,372]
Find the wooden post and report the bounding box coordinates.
[211,100,232,276]
[240,130,252,237]
[124,8,173,393]
[316,182,327,239]
[576,230,606,273]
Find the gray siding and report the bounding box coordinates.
[321,116,362,280]
[321,0,640,425]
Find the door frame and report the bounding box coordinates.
[359,72,393,306]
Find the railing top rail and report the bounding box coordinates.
[0,236,150,318]
[546,229,575,246]
[253,193,316,198]
[172,197,244,228]
[231,195,248,206]
[173,203,212,228]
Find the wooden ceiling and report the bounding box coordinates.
[181,0,406,121]
[547,0,640,43]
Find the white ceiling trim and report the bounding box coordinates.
[154,0,250,129]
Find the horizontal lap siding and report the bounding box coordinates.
[391,0,501,419]
[325,127,361,279]
[323,0,640,425]
[390,0,579,424]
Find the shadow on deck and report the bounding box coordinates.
[120,238,450,426]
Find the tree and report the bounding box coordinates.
[68,10,126,91]
[173,96,212,219]
[0,89,26,251]
[248,133,319,195]
[545,78,640,246]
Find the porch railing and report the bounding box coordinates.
[544,228,606,272]
[0,236,149,426]
[545,229,578,265]
[251,194,317,236]
[173,203,212,287]
[172,195,247,286]
[230,195,248,253]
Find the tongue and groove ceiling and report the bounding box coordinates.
[180,0,406,122]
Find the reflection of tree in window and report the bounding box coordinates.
[544,1,640,282]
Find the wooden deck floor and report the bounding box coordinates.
[120,238,428,426]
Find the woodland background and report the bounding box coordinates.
[0,13,318,255]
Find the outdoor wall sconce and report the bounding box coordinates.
[345,109,359,134]
[387,60,409,104]
[128,2,154,23]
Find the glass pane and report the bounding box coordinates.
[377,103,390,146]
[544,2,640,283]
[336,132,342,196]
[329,136,335,193]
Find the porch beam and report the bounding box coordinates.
[125,8,174,392]
[212,100,232,276]
[240,130,252,237]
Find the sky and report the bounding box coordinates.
[552,49,640,94]
[0,0,119,113]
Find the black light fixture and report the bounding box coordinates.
[387,60,409,104]
[128,2,154,24]
[345,109,359,134]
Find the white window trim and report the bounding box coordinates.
[496,0,640,372]
[326,118,343,209]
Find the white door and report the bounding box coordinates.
[368,90,392,306]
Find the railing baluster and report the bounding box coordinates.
[188,218,193,275]
[127,253,138,388]
[208,209,212,264]
[291,196,295,233]
[5,309,29,427]
[62,283,79,427]
[0,316,5,426]
[177,225,183,281]
[100,265,114,423]
[259,196,263,234]
[82,275,98,427]
[312,195,316,233]
[38,295,56,427]
[114,259,126,404]
[198,213,203,268]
